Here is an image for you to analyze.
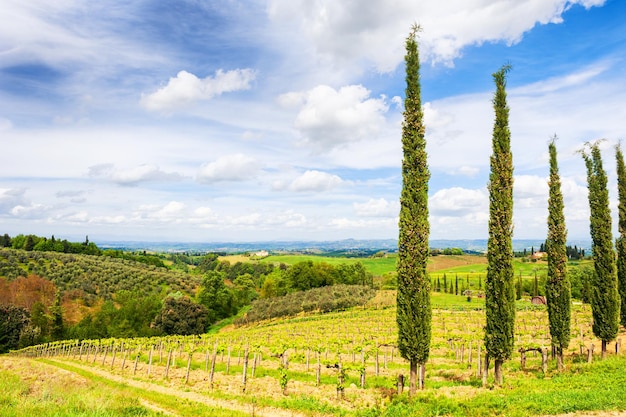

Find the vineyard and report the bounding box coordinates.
[9,290,626,416]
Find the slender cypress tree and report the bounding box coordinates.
[581,142,620,355]
[616,144,626,328]
[484,65,515,386]
[545,137,570,371]
[397,24,431,394]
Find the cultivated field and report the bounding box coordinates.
[8,290,626,416]
[4,254,623,416]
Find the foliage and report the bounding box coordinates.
[197,271,237,323]
[545,138,571,356]
[581,142,620,344]
[396,25,432,373]
[0,304,30,353]
[0,274,56,310]
[615,143,626,327]
[102,249,165,268]
[8,233,101,255]
[67,291,162,339]
[235,284,376,324]
[49,291,65,341]
[0,247,197,299]
[485,65,515,367]
[152,295,209,335]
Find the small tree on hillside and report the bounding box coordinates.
[545,137,571,370]
[397,24,431,394]
[484,65,515,386]
[615,143,626,327]
[581,142,620,355]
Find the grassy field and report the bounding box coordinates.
[3,253,612,416]
[8,289,625,416]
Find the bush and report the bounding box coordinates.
[234,285,375,325]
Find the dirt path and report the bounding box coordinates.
[46,358,322,417]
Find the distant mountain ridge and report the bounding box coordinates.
[98,238,592,254]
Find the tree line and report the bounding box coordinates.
[397,26,623,393]
[0,247,375,352]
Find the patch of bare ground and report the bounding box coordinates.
[427,255,487,272]
[46,358,342,417]
[0,356,91,397]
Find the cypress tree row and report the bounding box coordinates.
[545,137,570,371]
[615,144,626,328]
[484,65,515,386]
[581,142,620,355]
[396,24,431,394]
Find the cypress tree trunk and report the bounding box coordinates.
[582,142,620,354]
[397,25,431,395]
[615,144,626,328]
[485,65,515,387]
[545,137,570,371]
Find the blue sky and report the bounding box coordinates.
[0,0,624,243]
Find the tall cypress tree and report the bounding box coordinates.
[582,142,620,355]
[484,65,515,386]
[397,24,431,394]
[615,144,626,328]
[545,137,570,371]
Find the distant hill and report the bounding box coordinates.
[98,238,592,254]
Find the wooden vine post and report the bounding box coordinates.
[242,345,249,393]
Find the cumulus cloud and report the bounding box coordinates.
[0,188,27,212]
[514,175,549,208]
[141,69,256,111]
[88,163,184,185]
[268,0,606,70]
[11,203,49,219]
[430,187,488,216]
[354,198,399,217]
[197,154,260,183]
[279,84,389,150]
[286,170,343,192]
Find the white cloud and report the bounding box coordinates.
[514,174,549,207]
[280,84,389,150]
[354,198,399,217]
[430,187,488,216]
[141,69,256,112]
[197,154,260,183]
[268,0,606,71]
[10,203,49,219]
[0,188,27,213]
[288,170,343,192]
[88,163,184,185]
[519,64,609,95]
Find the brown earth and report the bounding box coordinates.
[427,254,487,272]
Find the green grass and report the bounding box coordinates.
[265,254,398,276]
[357,355,626,417]
[0,357,249,417]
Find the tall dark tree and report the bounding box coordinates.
[581,142,620,355]
[484,65,515,386]
[153,296,209,336]
[49,291,65,341]
[616,143,626,328]
[0,304,30,353]
[397,24,431,394]
[545,137,571,370]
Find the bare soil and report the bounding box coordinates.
[427,254,487,272]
